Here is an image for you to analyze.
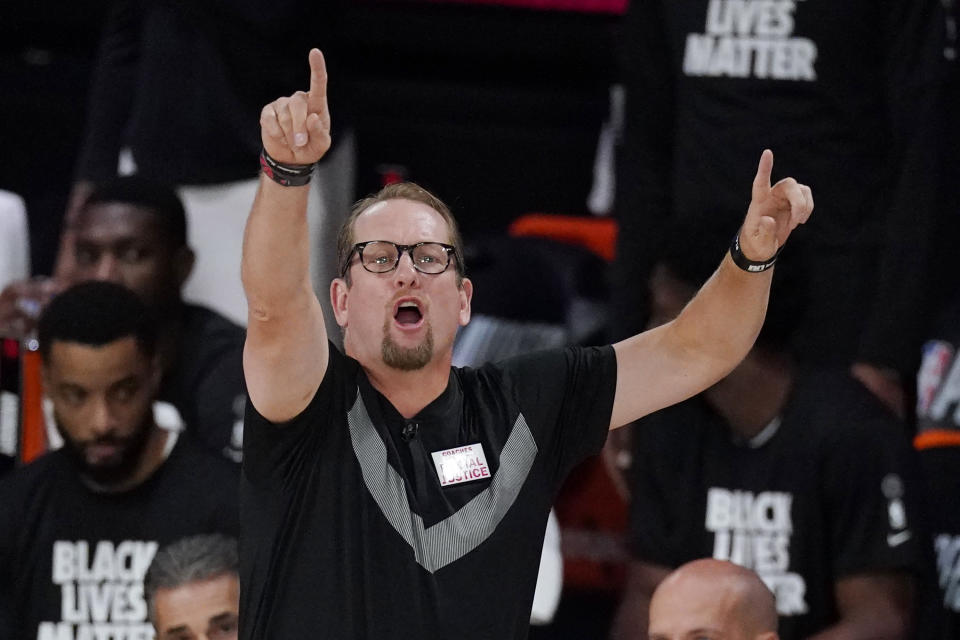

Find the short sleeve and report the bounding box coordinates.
[192,346,246,459]
[821,416,927,577]
[241,344,345,489]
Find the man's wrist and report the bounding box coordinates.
[729,231,781,273]
[259,148,314,187]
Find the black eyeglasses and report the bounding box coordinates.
[342,241,458,276]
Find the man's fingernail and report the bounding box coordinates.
[294,133,308,146]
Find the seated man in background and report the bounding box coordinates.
[914,294,960,638]
[648,558,778,640]
[145,534,240,640]
[0,282,240,640]
[609,227,928,640]
[0,177,246,461]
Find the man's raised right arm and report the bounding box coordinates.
[241,49,332,424]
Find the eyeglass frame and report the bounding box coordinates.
[340,240,460,278]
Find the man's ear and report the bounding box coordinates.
[172,246,195,289]
[331,278,349,328]
[458,277,473,327]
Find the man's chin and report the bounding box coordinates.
[382,337,433,371]
[81,457,135,486]
[381,322,434,371]
[75,439,143,486]
[383,347,432,371]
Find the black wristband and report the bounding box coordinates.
[259,148,314,187]
[729,231,782,272]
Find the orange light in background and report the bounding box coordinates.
[19,339,46,464]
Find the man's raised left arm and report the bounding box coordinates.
[609,149,813,429]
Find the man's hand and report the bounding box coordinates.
[259,48,331,166]
[0,278,63,340]
[851,362,906,418]
[54,180,95,279]
[739,149,813,261]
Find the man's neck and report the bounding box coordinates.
[82,424,171,494]
[703,350,793,440]
[363,359,452,419]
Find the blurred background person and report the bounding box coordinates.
[915,294,960,639]
[0,281,239,640]
[0,177,246,461]
[610,0,949,417]
[145,534,240,640]
[913,3,960,636]
[59,0,354,329]
[609,225,928,640]
[648,559,778,640]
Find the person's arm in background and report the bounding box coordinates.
[56,0,142,277]
[813,399,928,639]
[610,560,672,640]
[807,573,914,640]
[852,0,949,416]
[609,0,676,342]
[0,278,63,340]
[242,49,331,424]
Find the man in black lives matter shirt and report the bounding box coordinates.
[612,0,948,416]
[619,372,927,639]
[0,282,239,640]
[0,178,247,461]
[239,50,812,639]
[609,232,928,639]
[915,297,960,639]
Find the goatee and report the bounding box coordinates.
[54,412,153,488]
[382,321,434,371]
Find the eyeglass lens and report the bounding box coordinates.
[360,241,450,274]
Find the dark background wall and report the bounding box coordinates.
[343,3,618,236]
[1,1,619,273]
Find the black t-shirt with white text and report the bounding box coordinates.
[613,0,946,373]
[629,370,927,639]
[240,344,617,639]
[915,298,960,637]
[0,434,240,640]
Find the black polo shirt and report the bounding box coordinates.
[240,343,617,639]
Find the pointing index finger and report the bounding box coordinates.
[752,149,774,198]
[307,48,328,116]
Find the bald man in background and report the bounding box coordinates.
[648,559,778,640]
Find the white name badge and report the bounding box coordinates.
[431,442,491,487]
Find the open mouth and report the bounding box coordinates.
[85,442,123,464]
[394,301,423,326]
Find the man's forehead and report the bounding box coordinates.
[650,573,744,637]
[46,337,146,374]
[154,574,240,633]
[76,202,162,238]
[354,199,449,241]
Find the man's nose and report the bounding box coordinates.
[93,255,123,283]
[89,397,116,437]
[392,251,421,286]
